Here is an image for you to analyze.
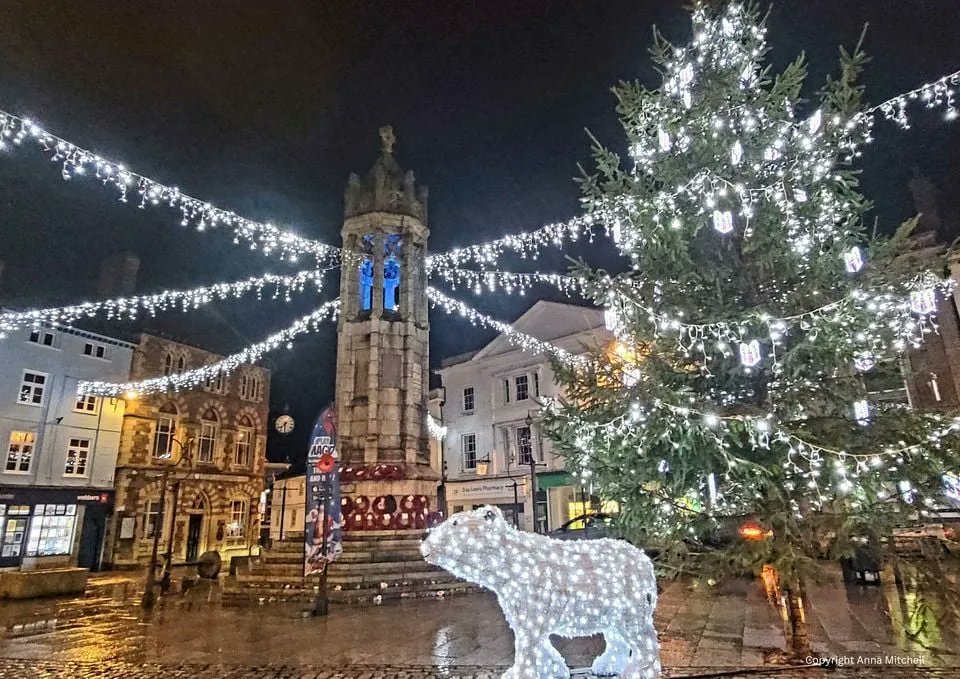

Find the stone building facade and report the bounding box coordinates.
[105,334,269,567]
[335,127,438,531]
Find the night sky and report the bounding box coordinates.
[1,1,958,465]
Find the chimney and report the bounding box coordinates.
[98,252,140,297]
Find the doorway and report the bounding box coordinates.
[77,506,106,570]
[186,514,203,562]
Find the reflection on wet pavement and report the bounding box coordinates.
[0,566,957,671]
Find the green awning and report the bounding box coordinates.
[537,471,574,489]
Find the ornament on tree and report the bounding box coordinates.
[739,339,761,367]
[712,210,734,234]
[844,246,865,273]
[910,288,937,315]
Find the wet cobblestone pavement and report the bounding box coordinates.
[0,566,957,677]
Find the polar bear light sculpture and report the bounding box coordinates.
[420,505,660,679]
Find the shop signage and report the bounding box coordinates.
[0,487,114,506]
[447,476,527,502]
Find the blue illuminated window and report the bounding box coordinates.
[359,258,374,311]
[384,235,402,311]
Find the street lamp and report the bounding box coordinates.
[142,437,193,609]
[524,412,547,533]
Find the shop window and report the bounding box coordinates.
[18,370,47,406]
[228,500,247,540]
[1,506,30,558]
[235,417,254,466]
[64,438,91,477]
[198,409,219,463]
[25,504,76,557]
[462,387,475,413]
[462,434,477,471]
[154,403,177,459]
[74,395,100,414]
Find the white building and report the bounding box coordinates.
[438,301,610,533]
[0,323,134,571]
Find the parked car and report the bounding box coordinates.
[548,513,616,541]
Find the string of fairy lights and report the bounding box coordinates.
[0,36,956,406]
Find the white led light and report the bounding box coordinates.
[422,507,661,678]
[910,288,937,315]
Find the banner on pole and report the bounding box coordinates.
[304,404,343,576]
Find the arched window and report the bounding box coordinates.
[198,409,219,463]
[153,403,177,459]
[358,259,374,311]
[176,355,186,374]
[383,234,402,311]
[235,416,254,466]
[163,354,174,376]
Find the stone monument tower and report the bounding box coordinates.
[336,126,438,531]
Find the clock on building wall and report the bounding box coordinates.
[275,414,295,435]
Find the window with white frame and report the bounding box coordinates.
[516,425,534,464]
[5,431,35,473]
[153,403,177,459]
[144,500,165,539]
[235,416,254,466]
[18,370,47,406]
[240,373,262,401]
[82,341,107,359]
[198,409,219,463]
[74,395,100,414]
[227,500,247,540]
[462,386,475,413]
[63,438,90,477]
[28,328,59,348]
[462,433,477,471]
[515,374,529,401]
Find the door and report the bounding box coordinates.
[77,506,106,571]
[0,516,29,567]
[186,514,203,562]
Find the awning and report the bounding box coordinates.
[537,471,574,489]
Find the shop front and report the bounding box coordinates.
[0,486,114,571]
[445,475,530,531]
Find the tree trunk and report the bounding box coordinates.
[785,581,812,657]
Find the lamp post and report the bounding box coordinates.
[142,437,193,609]
[524,412,546,533]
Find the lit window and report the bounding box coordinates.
[64,438,90,477]
[462,387,475,413]
[198,409,219,463]
[153,403,177,459]
[144,500,165,539]
[462,434,477,471]
[227,500,247,540]
[515,374,529,402]
[5,431,35,473]
[74,395,100,414]
[83,342,107,359]
[235,417,254,466]
[28,329,58,348]
[1,506,30,558]
[18,371,47,406]
[359,259,374,311]
[25,504,76,557]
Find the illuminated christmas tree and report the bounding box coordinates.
[544,1,959,654]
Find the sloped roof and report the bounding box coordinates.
[470,300,603,361]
